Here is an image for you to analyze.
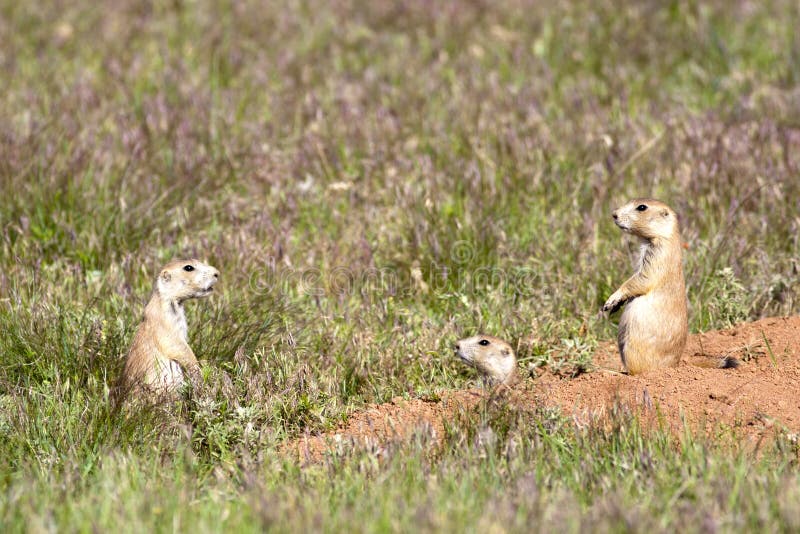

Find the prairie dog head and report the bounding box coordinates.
[156,259,220,302]
[611,198,679,240]
[454,335,517,385]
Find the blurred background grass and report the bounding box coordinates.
[1,0,799,530]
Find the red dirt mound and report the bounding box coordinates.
[283,316,800,463]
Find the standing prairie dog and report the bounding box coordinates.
[455,335,517,386]
[117,259,219,400]
[602,199,739,374]
[602,199,688,374]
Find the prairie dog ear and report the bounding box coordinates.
[662,209,669,217]
[161,270,171,283]
[501,348,510,356]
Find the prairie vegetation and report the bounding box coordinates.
[1,0,799,531]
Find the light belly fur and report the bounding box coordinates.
[148,358,185,391]
[620,291,686,371]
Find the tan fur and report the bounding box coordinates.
[602,199,688,375]
[686,355,740,369]
[117,259,219,402]
[455,335,517,386]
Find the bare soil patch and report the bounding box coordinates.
[283,316,800,462]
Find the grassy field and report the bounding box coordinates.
[1,0,799,531]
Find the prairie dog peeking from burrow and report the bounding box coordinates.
[455,335,517,386]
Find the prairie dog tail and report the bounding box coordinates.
[686,355,741,369]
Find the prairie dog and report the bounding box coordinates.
[602,199,688,374]
[117,259,219,400]
[455,335,517,386]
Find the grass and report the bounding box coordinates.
[1,0,799,531]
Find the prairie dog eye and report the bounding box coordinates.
[183,265,195,272]
[478,339,490,346]
[636,204,648,212]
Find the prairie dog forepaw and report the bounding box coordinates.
[602,293,624,314]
